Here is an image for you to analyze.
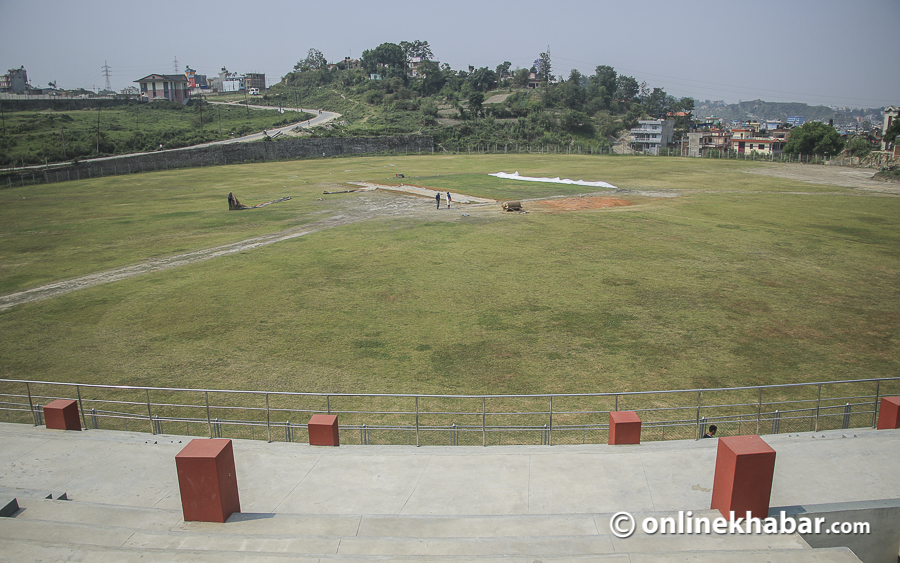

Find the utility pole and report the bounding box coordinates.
[96,104,101,156]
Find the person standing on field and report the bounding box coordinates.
[447,192,452,208]
[435,192,441,209]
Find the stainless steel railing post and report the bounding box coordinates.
[814,383,822,432]
[695,391,702,437]
[482,397,486,447]
[872,380,881,428]
[26,382,36,426]
[756,387,762,435]
[266,393,271,443]
[76,385,87,431]
[205,391,211,438]
[146,389,154,435]
[415,396,419,447]
[548,396,553,446]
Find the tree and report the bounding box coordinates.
[467,92,485,118]
[400,40,433,61]
[360,43,406,76]
[783,122,844,156]
[513,67,530,88]
[884,118,900,148]
[294,48,327,71]
[535,52,552,84]
[590,65,617,109]
[615,75,639,102]
[845,136,871,158]
[643,87,668,118]
[467,67,497,92]
[496,61,512,83]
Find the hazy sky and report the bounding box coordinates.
[2,0,897,109]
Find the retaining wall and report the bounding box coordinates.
[19,135,434,185]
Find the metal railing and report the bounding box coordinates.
[1,377,897,446]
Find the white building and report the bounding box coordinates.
[630,119,675,155]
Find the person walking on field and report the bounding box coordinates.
[435,192,441,209]
[446,192,452,208]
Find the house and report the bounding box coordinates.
[882,107,899,151]
[729,128,786,157]
[0,66,28,94]
[407,57,439,77]
[244,73,265,92]
[686,128,730,157]
[135,74,190,103]
[631,119,675,155]
[208,68,265,93]
[328,57,361,71]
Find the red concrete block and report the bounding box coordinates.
[308,414,340,446]
[43,399,81,431]
[608,411,642,445]
[710,435,776,520]
[876,396,900,429]
[175,439,240,523]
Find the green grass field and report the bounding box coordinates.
[1,155,898,405]
[0,102,313,165]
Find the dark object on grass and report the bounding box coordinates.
[323,189,358,194]
[502,201,522,212]
[228,192,291,210]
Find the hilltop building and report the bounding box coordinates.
[135,74,190,103]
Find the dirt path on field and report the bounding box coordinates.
[744,164,900,194]
[0,188,495,312]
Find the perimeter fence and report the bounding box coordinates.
[2,377,897,446]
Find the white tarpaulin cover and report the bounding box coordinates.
[489,171,617,189]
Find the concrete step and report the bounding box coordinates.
[0,538,863,563]
[2,500,827,559]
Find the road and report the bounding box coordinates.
[196,101,340,146]
[3,101,342,172]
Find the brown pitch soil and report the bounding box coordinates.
[532,197,634,211]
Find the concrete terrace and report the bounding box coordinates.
[0,422,898,562]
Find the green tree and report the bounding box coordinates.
[883,118,900,148]
[590,65,617,109]
[513,67,530,88]
[467,91,485,118]
[360,43,406,76]
[845,136,871,158]
[784,122,844,156]
[400,40,433,61]
[643,87,668,118]
[615,75,639,102]
[416,59,444,95]
[496,61,512,84]
[294,48,327,71]
[536,52,552,84]
[467,67,497,92]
